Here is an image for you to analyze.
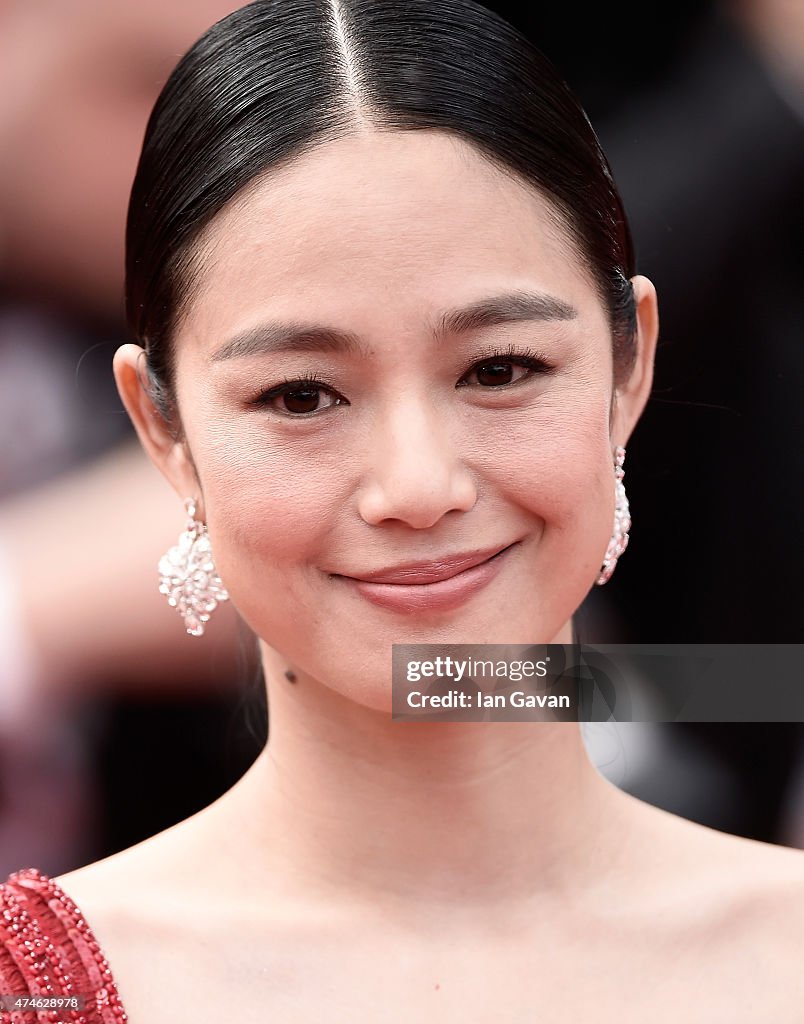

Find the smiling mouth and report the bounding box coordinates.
[330,541,521,614]
[396,542,516,586]
[334,542,518,587]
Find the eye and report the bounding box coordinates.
[250,375,346,417]
[458,345,554,388]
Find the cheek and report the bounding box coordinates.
[488,398,614,532]
[196,430,349,577]
[489,399,616,602]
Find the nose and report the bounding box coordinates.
[357,395,477,529]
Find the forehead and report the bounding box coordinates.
[179,129,601,350]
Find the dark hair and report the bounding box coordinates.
[126,0,637,434]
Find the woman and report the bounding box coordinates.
[2,1,803,1020]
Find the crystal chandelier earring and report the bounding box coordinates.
[596,445,631,586]
[158,497,229,636]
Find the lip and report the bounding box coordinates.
[333,542,520,614]
[338,543,515,585]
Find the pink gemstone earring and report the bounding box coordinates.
[158,497,229,636]
[596,445,631,586]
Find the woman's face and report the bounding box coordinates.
[126,130,655,711]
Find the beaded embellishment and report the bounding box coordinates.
[0,867,127,1023]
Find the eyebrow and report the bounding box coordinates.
[209,289,578,363]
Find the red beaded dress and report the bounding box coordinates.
[0,868,128,1024]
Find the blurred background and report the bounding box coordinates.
[0,0,802,880]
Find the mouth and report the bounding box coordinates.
[335,542,518,586]
[332,541,520,614]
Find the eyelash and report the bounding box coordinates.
[249,344,555,417]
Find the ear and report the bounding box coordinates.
[112,344,202,511]
[611,274,659,447]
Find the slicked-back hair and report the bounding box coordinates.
[126,0,637,434]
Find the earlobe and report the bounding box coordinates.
[612,274,659,448]
[112,343,198,503]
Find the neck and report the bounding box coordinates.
[218,617,632,925]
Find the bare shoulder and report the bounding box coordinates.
[616,787,804,961]
[54,827,179,908]
[703,827,804,1006]
[720,830,804,950]
[51,812,246,1022]
[52,805,228,939]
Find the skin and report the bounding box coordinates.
[118,128,655,703]
[51,130,804,1021]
